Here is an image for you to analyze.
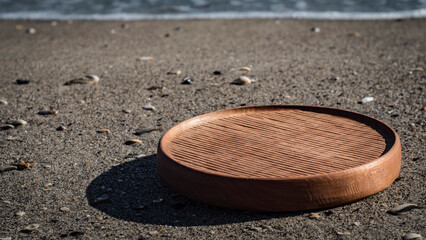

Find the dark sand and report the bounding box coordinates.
[0,19,425,239]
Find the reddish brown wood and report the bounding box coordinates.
[157,105,401,211]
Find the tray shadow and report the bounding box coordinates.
[86,154,298,226]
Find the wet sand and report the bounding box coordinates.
[0,19,425,239]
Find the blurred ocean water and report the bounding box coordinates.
[0,0,425,20]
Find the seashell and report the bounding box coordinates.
[56,126,66,131]
[239,67,251,72]
[336,231,351,236]
[387,203,419,215]
[16,160,31,170]
[0,166,18,172]
[403,233,422,240]
[361,96,374,103]
[122,109,132,113]
[60,207,70,212]
[413,67,424,72]
[146,86,164,90]
[15,211,25,216]
[311,27,320,32]
[11,119,27,126]
[136,56,154,61]
[92,194,109,204]
[167,70,182,75]
[38,110,58,115]
[16,79,30,84]
[0,99,8,105]
[1,124,14,130]
[97,129,111,134]
[232,76,252,85]
[24,224,39,232]
[134,128,160,135]
[125,139,142,145]
[64,75,99,85]
[181,77,194,84]
[143,105,156,111]
[308,213,320,219]
[26,28,36,34]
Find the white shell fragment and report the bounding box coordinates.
[232,76,252,85]
[361,96,374,103]
[38,110,58,115]
[311,27,320,32]
[239,67,251,72]
[387,203,418,214]
[60,207,70,212]
[136,56,154,61]
[308,213,320,219]
[15,211,25,216]
[0,99,7,105]
[125,139,142,145]
[26,28,36,34]
[167,70,182,75]
[143,105,156,111]
[403,233,422,240]
[11,119,27,126]
[64,75,99,85]
[24,224,39,232]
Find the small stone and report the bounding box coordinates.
[51,21,58,26]
[148,231,158,236]
[16,79,30,84]
[92,195,109,204]
[122,109,132,113]
[146,86,164,90]
[311,27,320,33]
[125,139,142,145]
[0,99,8,105]
[354,221,361,226]
[134,128,160,135]
[64,75,99,85]
[26,28,36,34]
[38,110,58,115]
[421,106,426,111]
[136,56,154,61]
[248,226,263,232]
[0,166,18,173]
[15,211,25,216]
[213,71,222,75]
[15,24,24,30]
[232,76,252,85]
[164,33,170,37]
[348,32,361,37]
[110,29,116,34]
[97,129,111,134]
[361,96,374,103]
[60,207,70,212]
[260,225,273,231]
[16,160,31,170]
[121,23,129,29]
[11,119,27,126]
[181,77,194,84]
[413,67,424,72]
[143,105,156,111]
[0,237,12,240]
[23,224,39,232]
[308,213,320,219]
[239,67,251,72]
[387,203,418,215]
[403,233,422,240]
[337,231,351,236]
[152,198,163,204]
[167,70,182,75]
[1,124,14,130]
[97,216,103,221]
[56,126,66,131]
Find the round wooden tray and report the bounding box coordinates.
[157,105,401,211]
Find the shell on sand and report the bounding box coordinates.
[64,75,99,85]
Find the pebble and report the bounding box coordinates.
[92,195,109,204]
[146,86,164,90]
[248,226,263,232]
[0,237,11,240]
[1,124,14,130]
[213,71,222,75]
[143,105,156,111]
[181,77,194,84]
[0,99,7,105]
[110,29,116,34]
[387,203,418,214]
[11,119,27,126]
[311,27,320,33]
[403,233,422,240]
[60,207,70,212]
[239,67,251,72]
[148,231,158,236]
[348,32,361,37]
[15,211,25,216]
[26,28,36,34]
[51,21,58,26]
[413,67,424,72]
[38,110,58,115]
[152,198,164,204]
[16,79,30,84]
[136,56,154,61]
[56,125,66,131]
[232,76,252,85]
[23,224,39,232]
[361,96,374,103]
[16,160,31,170]
[336,231,351,236]
[121,23,129,29]
[15,24,24,30]
[0,166,18,173]
[167,70,182,75]
[122,109,132,113]
[64,75,99,85]
[125,139,142,145]
[134,128,160,135]
[97,129,111,134]
[308,213,320,219]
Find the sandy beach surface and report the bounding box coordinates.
[0,19,425,239]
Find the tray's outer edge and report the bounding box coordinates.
[156,105,402,212]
